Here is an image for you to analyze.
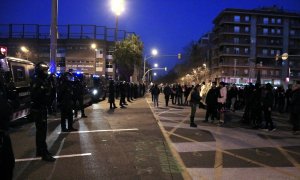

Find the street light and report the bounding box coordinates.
[276,53,300,85]
[154,63,158,68]
[142,67,166,82]
[91,43,97,74]
[143,48,158,83]
[111,0,125,41]
[20,46,29,60]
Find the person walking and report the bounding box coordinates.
[189,84,201,127]
[290,81,300,135]
[30,62,55,162]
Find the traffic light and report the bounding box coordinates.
[178,53,181,59]
[0,46,7,59]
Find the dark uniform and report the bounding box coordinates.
[73,76,87,118]
[58,72,77,132]
[108,80,117,109]
[0,62,16,180]
[30,62,55,162]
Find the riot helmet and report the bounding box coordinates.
[61,72,74,82]
[34,62,49,79]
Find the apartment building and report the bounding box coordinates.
[0,24,135,79]
[211,6,300,85]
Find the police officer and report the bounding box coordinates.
[0,59,16,179]
[58,72,77,132]
[73,75,87,118]
[30,62,55,162]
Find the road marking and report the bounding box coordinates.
[15,153,92,162]
[58,128,139,134]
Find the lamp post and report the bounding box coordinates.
[20,46,29,60]
[91,43,97,74]
[111,0,125,80]
[276,53,300,85]
[142,67,167,82]
[143,49,158,83]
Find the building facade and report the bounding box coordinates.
[211,6,300,86]
[0,24,135,79]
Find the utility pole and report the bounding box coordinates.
[50,0,58,73]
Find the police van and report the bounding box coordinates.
[0,56,34,121]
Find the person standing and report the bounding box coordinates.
[108,80,117,109]
[204,82,218,123]
[163,83,172,106]
[30,62,55,162]
[217,82,227,126]
[189,84,201,127]
[152,84,160,107]
[262,83,275,131]
[58,72,77,132]
[290,81,300,135]
[119,81,126,108]
[0,62,18,179]
[73,75,87,118]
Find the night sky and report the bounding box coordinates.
[1,0,300,76]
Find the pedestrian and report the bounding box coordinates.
[108,80,117,109]
[163,83,172,106]
[217,82,227,126]
[0,62,18,179]
[119,81,127,108]
[290,81,300,135]
[73,75,87,118]
[30,62,55,162]
[152,84,160,107]
[228,84,238,112]
[189,84,201,127]
[204,82,218,123]
[262,83,275,131]
[58,72,78,132]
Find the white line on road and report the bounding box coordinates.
[15,153,92,162]
[57,128,139,134]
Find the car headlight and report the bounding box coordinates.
[92,89,98,95]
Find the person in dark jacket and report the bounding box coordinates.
[290,81,300,135]
[262,83,275,131]
[30,62,55,162]
[163,83,172,106]
[204,82,218,123]
[0,63,18,179]
[73,75,87,118]
[58,72,77,132]
[189,84,201,127]
[119,81,127,108]
[152,84,160,107]
[108,80,117,109]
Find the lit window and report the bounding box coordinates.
[262,49,268,55]
[270,50,275,55]
[290,30,295,35]
[234,48,240,54]
[234,37,239,44]
[245,27,249,32]
[263,17,269,24]
[234,26,240,33]
[277,18,281,24]
[271,29,275,34]
[245,48,249,54]
[263,28,268,34]
[245,16,250,22]
[271,18,275,24]
[234,15,240,22]
[277,29,281,34]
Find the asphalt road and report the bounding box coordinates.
[10,94,300,180]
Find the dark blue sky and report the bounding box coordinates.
[1,0,300,76]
